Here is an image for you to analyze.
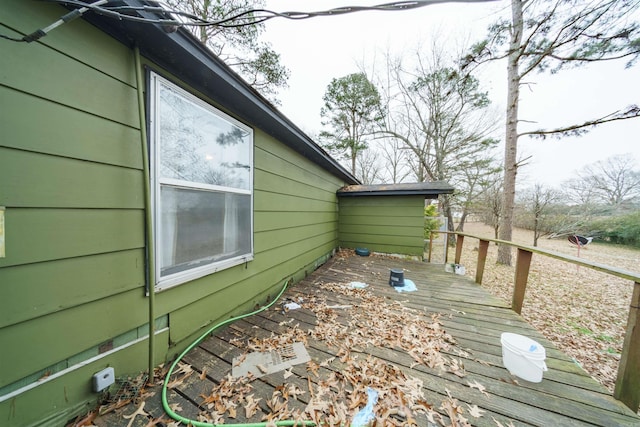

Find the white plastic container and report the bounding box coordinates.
[500,332,548,382]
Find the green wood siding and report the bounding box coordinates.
[0,331,168,427]
[338,196,426,256]
[0,148,144,208]
[0,288,148,386]
[0,249,144,329]
[0,209,144,268]
[0,86,142,168]
[159,131,343,344]
[1,2,149,422]
[0,2,346,425]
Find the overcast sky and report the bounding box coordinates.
[262,0,640,188]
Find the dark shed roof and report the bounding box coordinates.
[80,0,358,185]
[337,181,454,197]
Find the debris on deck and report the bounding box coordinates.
[232,342,311,379]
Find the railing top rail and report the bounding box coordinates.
[438,230,640,283]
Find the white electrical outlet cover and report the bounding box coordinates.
[93,367,115,392]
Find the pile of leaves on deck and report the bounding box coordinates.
[192,281,486,426]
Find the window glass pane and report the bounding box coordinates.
[160,186,251,277]
[158,83,251,190]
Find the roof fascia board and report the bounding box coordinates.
[337,190,452,197]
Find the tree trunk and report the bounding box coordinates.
[351,152,357,176]
[456,211,468,232]
[443,196,456,246]
[498,0,523,266]
[199,0,211,43]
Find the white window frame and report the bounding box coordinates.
[149,72,254,291]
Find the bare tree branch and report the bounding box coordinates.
[519,105,640,138]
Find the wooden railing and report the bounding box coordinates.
[429,231,640,412]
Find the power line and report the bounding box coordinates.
[3,0,498,42]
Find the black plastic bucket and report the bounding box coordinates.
[389,268,405,287]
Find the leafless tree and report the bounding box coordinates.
[376,44,501,235]
[519,184,558,246]
[376,137,411,184]
[477,172,503,241]
[578,154,640,206]
[355,149,384,185]
[465,0,640,265]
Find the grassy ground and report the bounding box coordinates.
[450,222,640,393]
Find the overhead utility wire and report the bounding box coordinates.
[2,0,498,42]
[0,0,109,42]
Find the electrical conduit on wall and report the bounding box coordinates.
[133,45,157,383]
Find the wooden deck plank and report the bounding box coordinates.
[157,253,640,426]
[255,304,620,426]
[262,283,634,426]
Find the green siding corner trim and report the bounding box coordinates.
[338,196,425,256]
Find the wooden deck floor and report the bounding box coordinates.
[96,252,640,426]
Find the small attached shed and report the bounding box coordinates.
[337,182,454,257]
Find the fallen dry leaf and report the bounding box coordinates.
[492,416,517,427]
[123,402,147,427]
[466,404,485,418]
[467,380,490,397]
[244,394,261,418]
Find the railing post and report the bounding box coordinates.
[444,233,449,264]
[454,234,464,264]
[428,232,434,263]
[475,239,489,284]
[614,281,640,412]
[512,248,532,314]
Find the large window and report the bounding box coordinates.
[150,73,253,290]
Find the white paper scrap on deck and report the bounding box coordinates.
[232,342,310,379]
[348,281,368,289]
[284,302,301,310]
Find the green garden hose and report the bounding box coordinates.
[161,282,316,427]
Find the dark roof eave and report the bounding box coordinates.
[337,182,454,197]
[337,189,452,197]
[80,0,358,185]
